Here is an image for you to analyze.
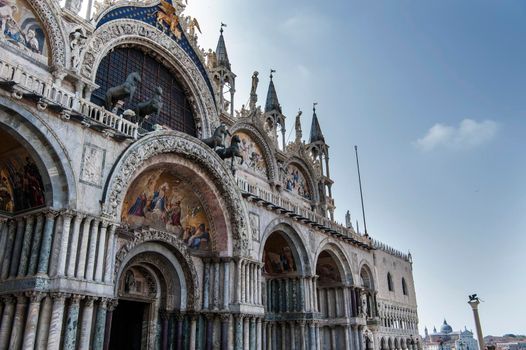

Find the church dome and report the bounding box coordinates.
[441,319,453,334]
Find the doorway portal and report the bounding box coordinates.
[109,299,148,350]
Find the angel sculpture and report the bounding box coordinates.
[186,16,201,39]
[157,0,182,40]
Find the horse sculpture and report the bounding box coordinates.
[105,72,141,110]
[202,123,230,149]
[216,135,244,170]
[135,86,163,124]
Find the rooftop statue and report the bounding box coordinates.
[202,123,231,149]
[216,134,244,172]
[105,72,141,110]
[135,86,163,125]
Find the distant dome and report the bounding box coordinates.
[441,319,453,334]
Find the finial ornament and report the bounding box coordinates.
[270,69,276,79]
[220,22,227,33]
[313,102,318,113]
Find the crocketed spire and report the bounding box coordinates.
[265,70,281,113]
[309,103,325,144]
[215,23,230,69]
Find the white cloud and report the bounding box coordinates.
[415,119,499,152]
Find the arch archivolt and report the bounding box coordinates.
[114,230,199,310]
[259,217,312,275]
[230,122,279,183]
[80,19,218,137]
[314,239,354,285]
[25,0,67,70]
[0,96,77,209]
[283,156,319,202]
[359,259,376,290]
[102,131,250,255]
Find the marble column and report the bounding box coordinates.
[344,326,351,350]
[9,218,25,277]
[36,296,52,349]
[79,297,96,349]
[21,292,44,350]
[56,211,73,277]
[0,220,16,280]
[85,219,100,280]
[8,294,27,350]
[203,260,210,309]
[0,296,15,350]
[220,314,230,350]
[92,298,108,350]
[175,312,183,350]
[308,322,316,350]
[103,300,117,350]
[27,214,44,275]
[249,317,256,350]
[222,259,230,309]
[299,321,306,350]
[0,219,8,267]
[76,217,93,278]
[240,261,245,303]
[17,215,35,277]
[47,293,68,350]
[290,322,296,350]
[262,321,267,350]
[63,295,83,350]
[188,313,197,350]
[257,318,262,350]
[213,260,220,310]
[243,317,250,350]
[281,323,286,349]
[234,314,243,350]
[103,225,116,283]
[256,265,262,305]
[37,212,58,275]
[66,214,84,277]
[205,314,213,350]
[94,221,108,282]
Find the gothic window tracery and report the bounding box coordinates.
[93,47,196,135]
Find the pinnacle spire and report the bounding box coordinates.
[216,23,230,69]
[309,102,325,144]
[265,69,281,113]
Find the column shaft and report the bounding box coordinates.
[203,261,210,309]
[37,213,57,275]
[85,219,100,280]
[18,215,35,276]
[56,213,73,277]
[63,296,82,350]
[213,261,220,309]
[93,300,107,350]
[0,297,15,350]
[47,294,67,350]
[78,299,95,349]
[9,219,25,277]
[222,260,230,309]
[22,293,43,350]
[66,215,83,277]
[76,218,93,278]
[27,215,44,275]
[8,296,27,350]
[36,297,52,349]
[94,222,108,281]
[103,226,116,282]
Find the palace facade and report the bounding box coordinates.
[0,0,420,349]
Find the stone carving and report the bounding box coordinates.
[69,28,86,71]
[135,86,163,124]
[103,131,249,255]
[80,143,105,187]
[114,228,200,310]
[81,19,219,137]
[104,71,141,110]
[156,0,182,39]
[249,212,259,241]
[202,123,230,149]
[360,290,368,317]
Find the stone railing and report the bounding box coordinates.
[236,177,371,247]
[0,58,138,139]
[371,239,411,262]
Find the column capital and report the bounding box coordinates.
[99,298,109,309]
[25,291,45,303]
[14,292,27,303]
[60,209,75,219]
[51,292,70,301]
[107,299,118,311]
[84,296,97,307]
[70,294,85,305]
[219,313,231,322]
[1,295,15,304]
[100,219,110,229]
[44,209,60,219]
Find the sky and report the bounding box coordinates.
[182,0,526,336]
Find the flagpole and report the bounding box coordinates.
[355,145,368,235]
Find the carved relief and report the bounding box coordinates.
[249,212,259,242]
[80,143,105,187]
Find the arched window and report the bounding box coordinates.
[387,272,394,292]
[93,47,197,135]
[402,278,408,295]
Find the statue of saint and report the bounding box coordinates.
[250,71,259,95]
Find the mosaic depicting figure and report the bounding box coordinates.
[0,0,48,60]
[284,164,311,199]
[263,233,297,274]
[235,132,266,176]
[0,150,45,213]
[122,168,211,250]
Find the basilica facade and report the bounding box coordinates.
[0,0,420,349]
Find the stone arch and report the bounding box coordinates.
[114,230,199,310]
[229,122,279,183]
[359,261,376,290]
[102,131,249,255]
[21,0,68,70]
[314,240,353,285]
[80,19,219,137]
[0,96,77,210]
[259,218,312,275]
[381,337,387,350]
[283,156,319,202]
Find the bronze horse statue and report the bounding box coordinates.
[202,123,230,149]
[216,134,244,169]
[105,72,141,110]
[135,86,163,124]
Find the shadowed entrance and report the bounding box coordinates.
[109,299,148,350]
